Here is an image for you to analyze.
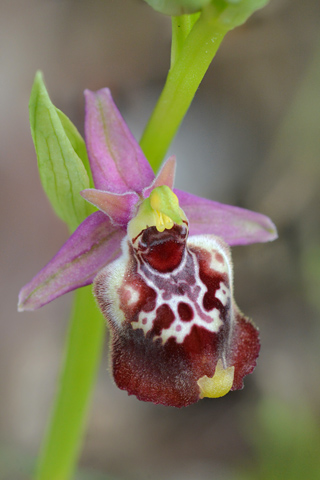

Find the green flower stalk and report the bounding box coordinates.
[141,0,269,170]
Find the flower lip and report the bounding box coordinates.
[95,225,261,407]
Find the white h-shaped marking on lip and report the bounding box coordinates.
[132,250,229,344]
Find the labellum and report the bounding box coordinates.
[94,186,260,407]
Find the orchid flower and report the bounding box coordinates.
[18,88,277,407]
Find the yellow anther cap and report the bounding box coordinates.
[128,186,188,241]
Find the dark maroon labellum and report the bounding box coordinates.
[94,226,260,407]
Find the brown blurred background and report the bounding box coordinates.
[1,0,320,479]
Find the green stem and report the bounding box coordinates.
[35,286,105,480]
[171,13,200,69]
[140,9,228,172]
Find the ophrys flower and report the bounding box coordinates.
[18,88,277,407]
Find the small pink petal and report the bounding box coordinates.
[143,156,176,198]
[176,189,278,246]
[84,89,154,194]
[81,189,139,226]
[18,212,125,311]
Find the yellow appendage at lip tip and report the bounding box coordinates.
[197,360,235,398]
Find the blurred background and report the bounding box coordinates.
[1,0,320,478]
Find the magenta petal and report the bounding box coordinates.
[143,156,176,198]
[84,89,155,194]
[175,189,278,246]
[18,212,125,311]
[81,189,139,226]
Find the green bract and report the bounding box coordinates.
[209,0,269,28]
[144,0,268,19]
[29,72,94,232]
[144,0,211,16]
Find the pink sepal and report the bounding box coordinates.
[84,88,154,194]
[18,212,125,311]
[176,189,278,246]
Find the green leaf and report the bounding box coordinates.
[144,0,211,16]
[56,108,94,189]
[29,72,94,232]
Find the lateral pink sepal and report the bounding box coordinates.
[18,211,125,311]
[176,189,278,246]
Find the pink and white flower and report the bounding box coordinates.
[18,89,277,407]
